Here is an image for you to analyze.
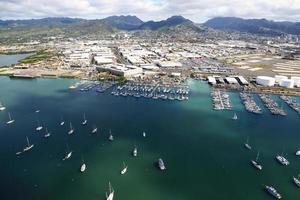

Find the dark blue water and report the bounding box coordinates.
[0,77,299,200]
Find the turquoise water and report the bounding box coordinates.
[0,77,300,200]
[0,53,32,67]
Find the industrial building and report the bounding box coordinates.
[96,64,143,78]
[256,76,275,86]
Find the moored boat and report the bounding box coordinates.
[157,158,166,170]
[293,176,300,188]
[105,182,114,200]
[23,136,34,152]
[276,155,289,166]
[265,185,282,199]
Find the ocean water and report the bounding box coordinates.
[0,53,32,67]
[0,77,300,200]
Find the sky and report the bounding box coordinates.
[1,0,300,22]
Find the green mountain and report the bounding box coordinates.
[204,17,300,36]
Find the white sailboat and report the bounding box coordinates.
[6,112,15,124]
[91,126,97,134]
[244,137,252,150]
[35,110,40,113]
[80,156,86,173]
[105,182,114,200]
[81,113,87,125]
[23,136,34,152]
[0,102,6,111]
[251,151,263,170]
[68,122,74,135]
[132,146,137,157]
[108,130,114,141]
[232,112,238,120]
[36,119,43,131]
[60,116,65,126]
[120,162,128,175]
[44,127,51,138]
[62,145,72,161]
[142,131,146,137]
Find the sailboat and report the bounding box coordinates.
[68,122,74,135]
[36,119,43,131]
[105,182,114,200]
[244,137,252,150]
[91,125,97,134]
[81,113,87,125]
[120,162,128,175]
[60,116,65,126]
[44,127,51,138]
[62,145,72,161]
[35,110,40,113]
[232,112,238,120]
[142,131,146,137]
[132,146,138,157]
[276,152,289,166]
[108,130,114,141]
[80,156,86,173]
[251,151,262,170]
[293,175,300,187]
[23,136,34,152]
[0,102,6,111]
[6,112,15,124]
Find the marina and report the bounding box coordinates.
[211,89,232,110]
[258,94,287,116]
[111,82,189,101]
[280,95,300,114]
[240,92,262,114]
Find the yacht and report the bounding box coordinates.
[60,117,65,126]
[265,185,282,199]
[23,136,34,152]
[251,151,262,170]
[108,130,114,141]
[36,120,43,131]
[132,146,137,157]
[157,158,166,171]
[68,122,74,135]
[142,131,146,137]
[232,112,238,120]
[91,126,97,134]
[6,112,15,124]
[44,127,51,138]
[276,154,289,166]
[0,102,6,111]
[69,85,77,90]
[293,176,300,187]
[81,113,87,125]
[120,162,128,175]
[244,137,252,150]
[106,182,114,200]
[80,156,86,173]
[62,151,72,161]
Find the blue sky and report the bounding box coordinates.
[1,0,300,22]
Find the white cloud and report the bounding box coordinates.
[1,0,300,22]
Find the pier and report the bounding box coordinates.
[259,94,286,116]
[240,92,262,114]
[211,89,232,110]
[280,95,300,114]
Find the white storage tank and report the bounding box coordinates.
[279,79,294,88]
[256,76,275,86]
[275,75,288,84]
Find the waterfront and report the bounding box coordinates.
[0,77,300,200]
[0,54,32,67]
